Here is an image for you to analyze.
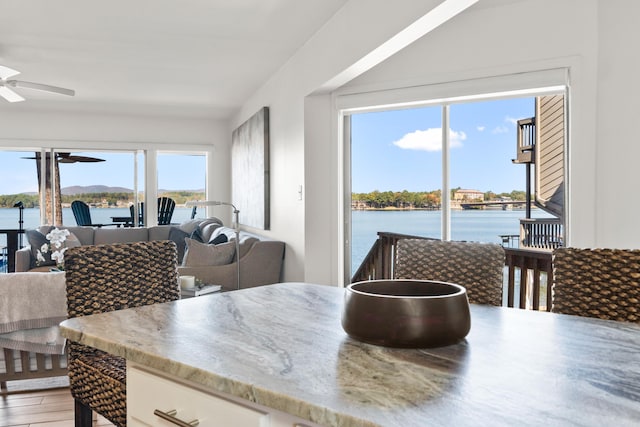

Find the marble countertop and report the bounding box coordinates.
[60,282,640,427]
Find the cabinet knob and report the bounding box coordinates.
[153,409,200,426]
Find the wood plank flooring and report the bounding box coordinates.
[1,379,114,427]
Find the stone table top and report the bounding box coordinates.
[60,282,640,427]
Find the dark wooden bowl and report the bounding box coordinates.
[342,280,471,348]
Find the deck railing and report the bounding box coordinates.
[352,231,553,311]
[0,229,24,273]
[520,218,563,250]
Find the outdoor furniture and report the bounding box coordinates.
[157,196,175,225]
[129,203,143,225]
[129,197,176,226]
[71,201,109,227]
[395,238,505,306]
[64,240,180,427]
[552,247,640,322]
[110,216,133,227]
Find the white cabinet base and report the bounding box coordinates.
[127,363,320,427]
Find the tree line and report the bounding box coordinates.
[352,188,527,209]
[0,191,206,208]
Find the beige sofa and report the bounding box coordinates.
[15,219,285,292]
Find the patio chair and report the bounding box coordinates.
[64,240,180,427]
[129,197,175,226]
[71,200,105,227]
[552,248,640,323]
[395,239,505,306]
[130,202,144,226]
[158,196,176,225]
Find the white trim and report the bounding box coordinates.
[341,114,352,286]
[336,68,570,276]
[0,137,212,152]
[442,105,451,241]
[336,68,568,114]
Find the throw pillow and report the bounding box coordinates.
[209,233,228,245]
[168,227,189,261]
[201,222,222,242]
[182,238,236,267]
[25,228,81,268]
[189,227,204,243]
[25,227,54,268]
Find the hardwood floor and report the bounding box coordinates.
[0,379,114,427]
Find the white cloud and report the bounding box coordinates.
[492,126,509,134]
[505,116,519,126]
[392,128,466,151]
[477,126,485,132]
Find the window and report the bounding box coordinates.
[0,149,208,229]
[342,86,567,281]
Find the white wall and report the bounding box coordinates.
[231,0,459,284]
[338,0,601,249]
[239,0,640,287]
[595,0,640,247]
[339,0,640,250]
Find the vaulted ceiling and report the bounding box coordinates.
[0,0,349,118]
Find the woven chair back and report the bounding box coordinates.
[552,248,640,323]
[64,240,179,427]
[65,240,179,317]
[395,239,505,306]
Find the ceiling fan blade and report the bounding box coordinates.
[0,86,25,102]
[66,156,105,163]
[57,153,105,163]
[0,65,20,79]
[8,80,75,97]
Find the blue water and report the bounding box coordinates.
[0,207,555,275]
[351,209,554,275]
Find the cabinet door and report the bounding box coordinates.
[128,366,269,427]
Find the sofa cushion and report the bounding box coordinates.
[94,227,149,245]
[238,237,258,259]
[168,227,189,261]
[147,225,172,241]
[60,226,95,245]
[209,233,227,245]
[190,227,204,242]
[201,222,222,242]
[182,238,236,267]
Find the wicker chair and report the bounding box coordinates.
[395,239,505,306]
[552,248,640,322]
[64,240,180,427]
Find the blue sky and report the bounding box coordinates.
[1,96,533,196]
[0,152,206,194]
[351,96,535,194]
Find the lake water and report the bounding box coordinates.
[350,208,554,275]
[0,207,554,275]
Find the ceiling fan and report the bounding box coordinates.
[0,65,75,103]
[23,152,105,163]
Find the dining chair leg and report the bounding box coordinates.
[74,399,93,427]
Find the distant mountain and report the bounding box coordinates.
[62,185,132,195]
[60,185,205,195]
